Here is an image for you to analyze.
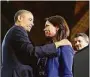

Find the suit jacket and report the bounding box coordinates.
[74,46,89,77]
[1,25,57,77]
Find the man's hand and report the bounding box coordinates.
[54,39,72,48]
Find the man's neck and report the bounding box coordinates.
[15,21,22,27]
[15,22,26,31]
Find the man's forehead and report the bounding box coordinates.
[22,12,33,17]
[74,36,84,41]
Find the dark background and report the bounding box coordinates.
[1,1,76,45]
[1,1,89,77]
[1,1,89,45]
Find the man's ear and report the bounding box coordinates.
[18,15,23,22]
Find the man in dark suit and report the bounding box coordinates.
[1,9,72,77]
[73,33,89,77]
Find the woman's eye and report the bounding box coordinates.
[45,25,49,27]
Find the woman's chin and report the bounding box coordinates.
[46,36,53,38]
[45,35,50,37]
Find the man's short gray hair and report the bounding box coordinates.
[74,33,89,44]
[14,9,32,22]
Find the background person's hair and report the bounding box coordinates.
[14,9,32,22]
[45,15,70,41]
[74,33,89,44]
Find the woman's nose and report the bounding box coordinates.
[44,28,47,31]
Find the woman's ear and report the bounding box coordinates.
[55,26,59,31]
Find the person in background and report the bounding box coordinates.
[72,33,89,77]
[73,33,89,53]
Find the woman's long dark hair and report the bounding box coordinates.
[45,15,70,42]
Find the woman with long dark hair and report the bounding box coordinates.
[44,15,74,77]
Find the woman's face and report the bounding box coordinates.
[44,21,59,37]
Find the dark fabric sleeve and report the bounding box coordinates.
[11,27,57,59]
[35,43,57,58]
